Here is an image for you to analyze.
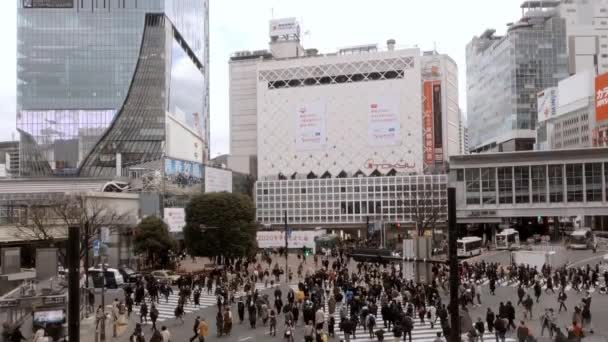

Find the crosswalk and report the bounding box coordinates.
[289,285,515,342]
[466,277,603,294]
[122,282,277,324]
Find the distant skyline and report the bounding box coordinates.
[0,0,523,157]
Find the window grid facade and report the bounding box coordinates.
[255,175,448,226]
[461,163,608,206]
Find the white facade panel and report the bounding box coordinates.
[558,69,593,108]
[257,50,422,179]
[165,113,204,163]
[204,166,233,193]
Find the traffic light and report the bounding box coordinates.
[396,223,401,230]
[304,248,310,257]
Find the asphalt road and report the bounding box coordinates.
[75,248,608,342]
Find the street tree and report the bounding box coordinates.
[409,187,446,238]
[183,192,257,262]
[133,216,175,268]
[15,193,132,266]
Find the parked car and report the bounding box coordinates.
[151,270,180,284]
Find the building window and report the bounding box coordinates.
[497,167,513,204]
[531,165,546,203]
[549,165,564,203]
[566,164,583,202]
[585,163,603,202]
[481,168,496,204]
[465,169,481,205]
[514,166,530,204]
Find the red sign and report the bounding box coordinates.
[595,72,608,122]
[423,81,434,166]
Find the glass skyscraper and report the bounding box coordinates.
[466,8,568,153]
[17,0,209,178]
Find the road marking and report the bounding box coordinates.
[567,253,608,268]
[238,337,253,342]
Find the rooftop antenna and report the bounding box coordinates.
[271,8,274,19]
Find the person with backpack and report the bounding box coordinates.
[523,295,534,320]
[304,321,314,342]
[130,323,145,342]
[516,321,529,342]
[223,307,233,336]
[494,316,507,342]
[269,310,277,336]
[149,304,159,331]
[283,324,295,342]
[558,289,568,312]
[474,317,485,342]
[402,313,414,342]
[189,317,200,342]
[366,312,376,339]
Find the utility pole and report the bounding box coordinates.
[284,210,289,284]
[99,229,107,342]
[447,188,460,342]
[67,226,80,342]
[84,223,90,317]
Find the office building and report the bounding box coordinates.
[17,0,209,183]
[466,3,568,153]
[229,18,461,177]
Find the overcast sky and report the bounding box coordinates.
[0,0,523,157]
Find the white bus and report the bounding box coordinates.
[568,229,596,250]
[457,236,483,258]
[496,228,520,250]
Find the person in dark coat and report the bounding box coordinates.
[486,308,495,333]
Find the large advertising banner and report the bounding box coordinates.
[204,166,233,193]
[537,87,558,123]
[164,208,186,233]
[256,231,322,251]
[423,81,434,166]
[23,0,73,8]
[294,101,326,151]
[595,72,608,122]
[164,158,203,195]
[432,83,443,163]
[368,96,400,146]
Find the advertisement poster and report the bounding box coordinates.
[294,101,326,151]
[423,81,434,166]
[595,72,608,122]
[204,166,233,193]
[537,87,558,123]
[164,208,186,233]
[256,231,322,251]
[269,17,299,37]
[432,83,444,162]
[164,158,203,194]
[368,96,400,146]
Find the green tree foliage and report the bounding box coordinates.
[133,216,175,267]
[183,192,257,259]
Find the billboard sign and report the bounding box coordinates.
[269,18,299,37]
[423,81,434,166]
[294,100,326,151]
[204,167,233,193]
[432,83,444,162]
[368,96,400,146]
[164,208,186,233]
[537,87,558,123]
[164,158,203,195]
[23,0,73,8]
[256,230,322,250]
[595,72,608,122]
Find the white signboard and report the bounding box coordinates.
[537,87,557,123]
[269,17,299,37]
[204,167,233,193]
[294,100,326,151]
[164,208,186,233]
[257,231,321,250]
[368,97,400,146]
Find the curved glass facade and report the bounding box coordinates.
[16,0,208,177]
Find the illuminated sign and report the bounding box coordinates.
[23,0,73,8]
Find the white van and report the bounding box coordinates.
[88,267,125,289]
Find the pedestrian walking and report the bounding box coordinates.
[198,318,209,342]
[160,326,170,342]
[189,317,200,342]
[558,290,568,312]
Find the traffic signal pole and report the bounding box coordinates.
[447,188,460,342]
[284,210,289,285]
